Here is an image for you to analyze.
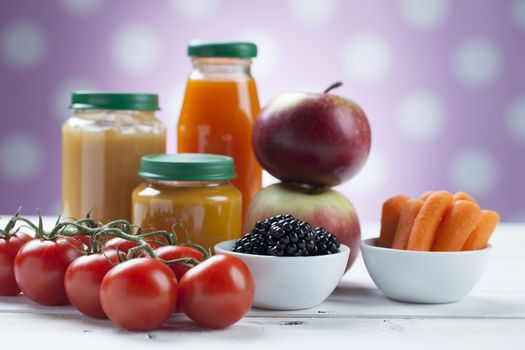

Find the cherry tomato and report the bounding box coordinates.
[103,237,139,253]
[155,245,203,281]
[14,237,84,305]
[104,237,163,255]
[100,258,178,331]
[179,254,254,329]
[0,232,32,296]
[65,250,123,318]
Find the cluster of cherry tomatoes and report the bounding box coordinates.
[0,210,255,331]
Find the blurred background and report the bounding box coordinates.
[0,0,524,222]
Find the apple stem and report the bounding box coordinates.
[285,181,327,194]
[307,186,328,194]
[323,81,343,94]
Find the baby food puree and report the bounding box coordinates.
[132,153,242,250]
[62,92,166,223]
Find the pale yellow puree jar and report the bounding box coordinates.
[62,92,166,223]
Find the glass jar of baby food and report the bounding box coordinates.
[178,41,262,220]
[132,153,242,250]
[62,92,166,223]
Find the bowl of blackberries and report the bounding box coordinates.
[215,214,350,310]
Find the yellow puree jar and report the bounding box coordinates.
[62,92,166,223]
[132,153,242,250]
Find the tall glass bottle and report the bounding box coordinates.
[178,42,262,219]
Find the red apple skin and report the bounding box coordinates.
[252,91,371,187]
[244,183,361,271]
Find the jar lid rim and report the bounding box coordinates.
[70,91,160,111]
[187,41,257,58]
[139,153,236,181]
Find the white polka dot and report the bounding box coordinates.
[111,24,160,75]
[169,0,219,20]
[452,38,502,88]
[511,0,525,30]
[52,77,97,121]
[57,0,105,16]
[400,0,448,30]
[449,149,498,197]
[341,34,391,84]
[336,149,388,195]
[262,170,280,188]
[238,29,280,78]
[164,84,186,121]
[288,0,339,25]
[506,96,525,143]
[396,91,446,142]
[0,132,44,183]
[0,20,47,70]
[162,84,185,151]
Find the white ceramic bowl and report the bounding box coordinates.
[215,240,350,310]
[361,238,492,304]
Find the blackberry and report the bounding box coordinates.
[313,227,341,255]
[233,214,316,256]
[232,215,341,257]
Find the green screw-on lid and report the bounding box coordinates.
[139,153,236,181]
[187,41,257,58]
[70,92,160,111]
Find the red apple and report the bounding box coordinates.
[244,182,361,271]
[252,82,371,187]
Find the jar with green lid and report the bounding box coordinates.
[131,153,242,250]
[62,92,166,223]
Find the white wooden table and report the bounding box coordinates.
[1,218,524,349]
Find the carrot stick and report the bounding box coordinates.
[462,210,500,250]
[378,195,409,247]
[431,200,482,251]
[391,199,423,250]
[419,191,433,201]
[453,191,478,205]
[406,191,453,251]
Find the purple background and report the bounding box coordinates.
[1,0,525,222]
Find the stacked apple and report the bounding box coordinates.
[246,82,371,270]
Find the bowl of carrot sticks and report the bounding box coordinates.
[361,191,499,304]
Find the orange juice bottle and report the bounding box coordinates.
[178,42,262,219]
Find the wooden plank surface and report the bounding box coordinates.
[0,217,523,348]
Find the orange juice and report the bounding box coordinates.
[178,42,262,219]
